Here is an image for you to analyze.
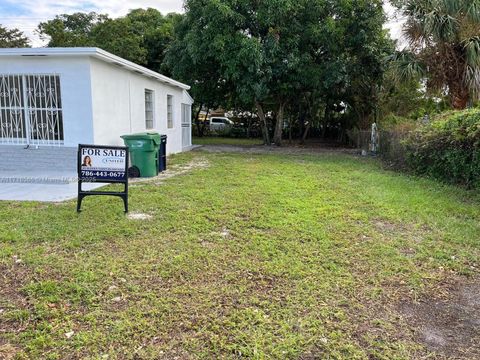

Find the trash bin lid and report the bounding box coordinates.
[121,132,161,145]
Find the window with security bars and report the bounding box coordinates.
[145,89,154,129]
[0,74,63,145]
[167,95,173,129]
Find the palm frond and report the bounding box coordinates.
[464,63,480,97]
[442,0,462,15]
[465,0,480,22]
[463,36,480,67]
[403,18,428,46]
[425,11,459,41]
[387,51,426,84]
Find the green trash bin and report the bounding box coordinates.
[121,132,161,177]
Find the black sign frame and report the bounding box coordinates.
[77,144,129,212]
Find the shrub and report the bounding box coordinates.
[403,109,480,188]
[379,114,413,129]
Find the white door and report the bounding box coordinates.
[181,103,192,148]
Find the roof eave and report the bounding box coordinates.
[0,47,191,91]
[93,48,190,90]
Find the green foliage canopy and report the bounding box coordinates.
[166,0,391,143]
[37,9,180,73]
[390,0,480,109]
[0,25,29,48]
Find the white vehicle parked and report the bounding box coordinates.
[209,117,234,132]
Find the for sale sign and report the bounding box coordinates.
[77,144,129,212]
[79,145,127,182]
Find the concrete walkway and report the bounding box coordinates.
[0,145,199,202]
[0,182,105,202]
[0,145,105,202]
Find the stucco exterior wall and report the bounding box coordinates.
[0,56,94,147]
[89,58,192,154]
[0,52,192,153]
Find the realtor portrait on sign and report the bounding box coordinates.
[82,156,92,167]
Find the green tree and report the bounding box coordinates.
[125,9,182,73]
[0,25,29,48]
[166,0,391,144]
[37,12,108,47]
[168,0,319,144]
[339,1,393,129]
[391,0,480,109]
[89,17,147,65]
[165,17,230,136]
[37,9,179,72]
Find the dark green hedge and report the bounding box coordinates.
[403,109,480,188]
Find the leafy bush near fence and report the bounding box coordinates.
[403,109,480,188]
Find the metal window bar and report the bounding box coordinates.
[0,74,64,146]
[0,75,27,145]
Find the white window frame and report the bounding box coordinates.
[181,103,192,148]
[167,94,174,129]
[181,104,190,125]
[145,89,155,130]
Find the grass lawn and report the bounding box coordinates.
[1,150,479,359]
[192,136,264,146]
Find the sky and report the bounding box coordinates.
[0,0,404,47]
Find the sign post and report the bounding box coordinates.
[77,144,129,212]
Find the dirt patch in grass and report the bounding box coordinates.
[372,218,432,236]
[399,277,480,359]
[0,262,30,311]
[0,262,31,349]
[130,158,209,186]
[370,218,433,245]
[0,343,19,360]
[127,212,153,220]
[373,218,407,233]
[197,144,356,156]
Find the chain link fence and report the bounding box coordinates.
[346,128,410,168]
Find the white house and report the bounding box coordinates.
[0,47,193,154]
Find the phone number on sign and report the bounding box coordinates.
[81,171,125,178]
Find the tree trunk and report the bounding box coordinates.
[256,101,270,145]
[200,109,210,137]
[195,103,203,137]
[301,122,311,145]
[246,116,252,138]
[273,102,285,146]
[299,104,306,140]
[451,91,469,109]
[322,100,332,138]
[288,116,292,144]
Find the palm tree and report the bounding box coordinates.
[391,0,480,109]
